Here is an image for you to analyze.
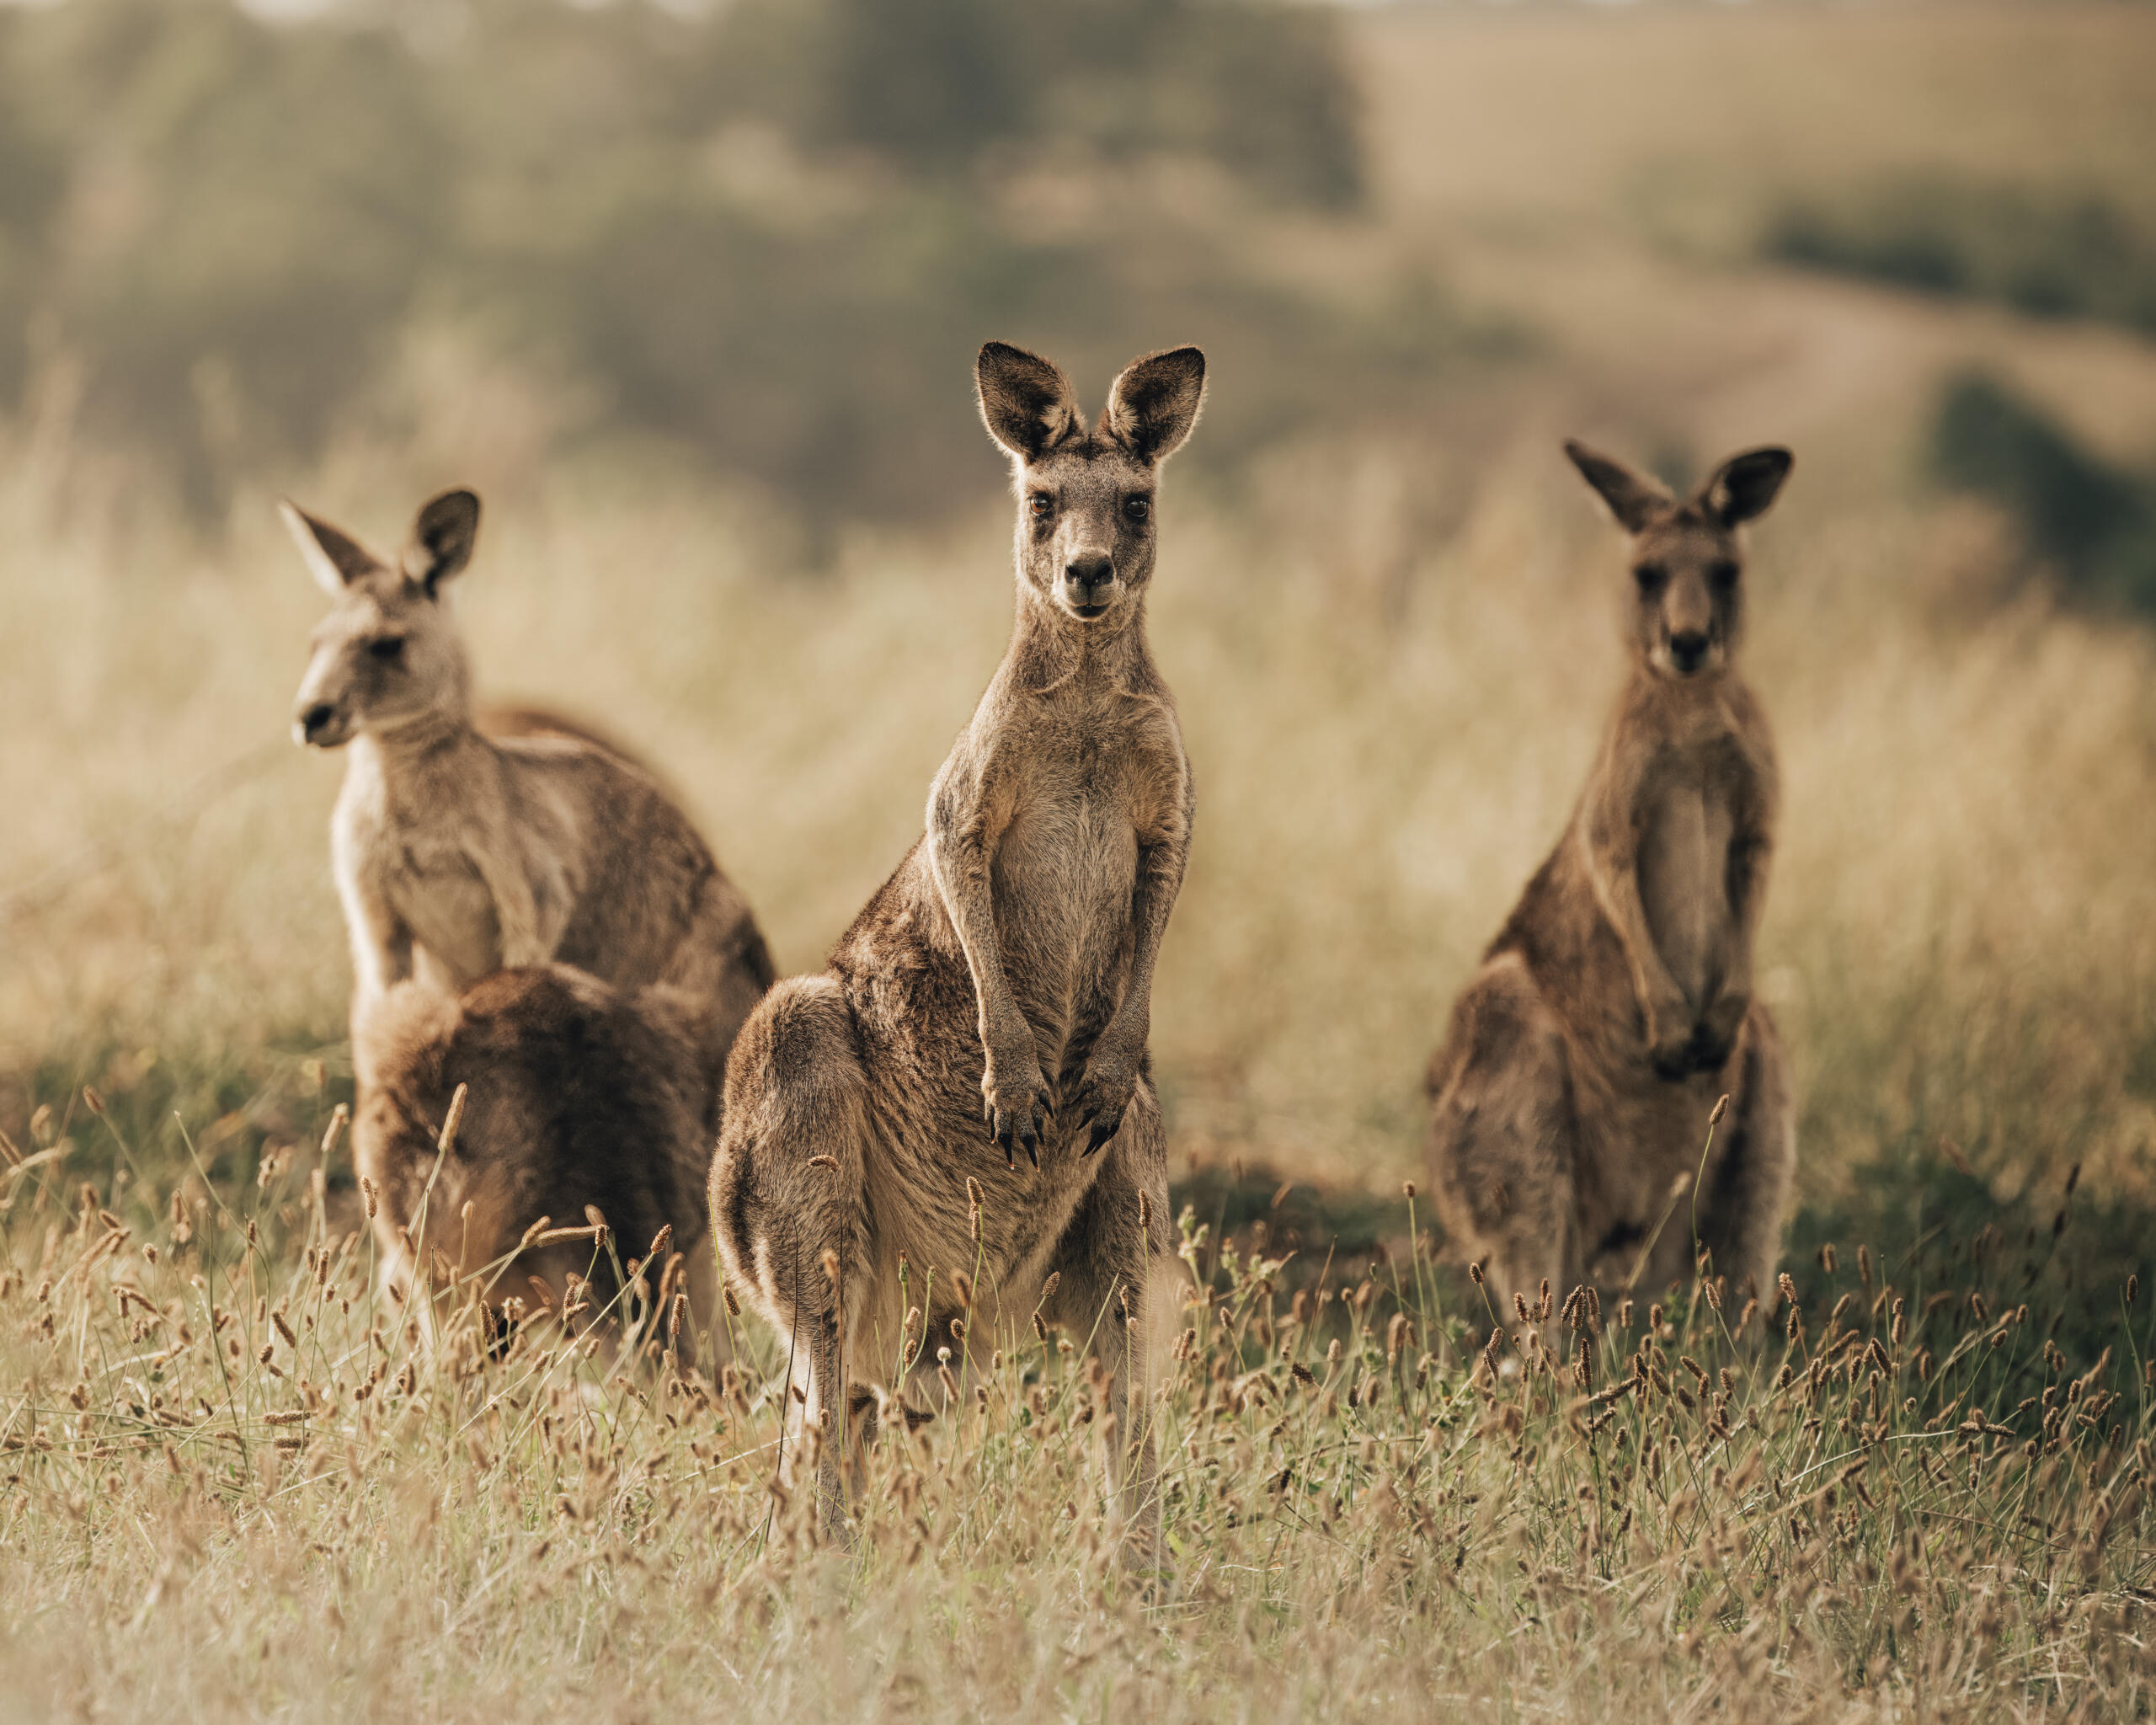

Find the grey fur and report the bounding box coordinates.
[352,965,718,1346]
[710,344,1203,1568]
[286,488,776,1100]
[1425,442,1798,1327]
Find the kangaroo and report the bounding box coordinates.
[709,343,1203,1560]
[286,488,776,1104]
[1425,441,1797,1330]
[353,964,716,1345]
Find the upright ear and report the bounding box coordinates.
[976,342,1083,464]
[280,499,382,596]
[404,489,481,593]
[1562,441,1674,536]
[1699,447,1793,527]
[1103,345,1206,465]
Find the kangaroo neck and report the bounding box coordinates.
[1625,661,1740,729]
[354,708,491,800]
[1006,587,1150,695]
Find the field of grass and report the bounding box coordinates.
[0,1130,2148,1718]
[4,3,2156,1717]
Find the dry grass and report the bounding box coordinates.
[0,1131,2148,1721]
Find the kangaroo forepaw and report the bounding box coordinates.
[1651,1038,1696,1082]
[1686,1024,1737,1076]
[1071,1063,1136,1156]
[985,1065,1049,1168]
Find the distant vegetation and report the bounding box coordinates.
[1765,176,2156,334]
[1928,371,2156,617]
[0,0,1454,528]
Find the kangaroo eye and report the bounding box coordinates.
[1123,495,1151,523]
[1708,559,1740,590]
[367,637,406,661]
[1027,494,1054,519]
[1632,563,1666,592]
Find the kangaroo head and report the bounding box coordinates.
[1564,441,1792,684]
[287,489,481,748]
[976,341,1206,628]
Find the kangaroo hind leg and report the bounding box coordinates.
[1425,953,1580,1337]
[1695,1004,1796,1306]
[1042,1079,1172,1583]
[708,975,873,1542]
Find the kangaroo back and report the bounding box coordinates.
[355,965,718,1344]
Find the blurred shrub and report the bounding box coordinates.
[1765,176,2156,334]
[716,0,1362,208]
[0,0,449,510]
[1928,370,2156,616]
[0,0,1384,526]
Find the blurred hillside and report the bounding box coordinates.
[0,0,1454,529]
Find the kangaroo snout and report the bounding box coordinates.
[295,700,344,747]
[1062,553,1117,617]
[1668,630,1710,675]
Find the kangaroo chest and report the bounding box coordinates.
[385,828,504,986]
[339,752,516,989]
[1636,771,1737,1010]
[990,735,1150,1045]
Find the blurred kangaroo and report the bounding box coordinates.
[1425,441,1797,1327]
[353,964,716,1346]
[709,343,1203,1559]
[286,488,776,1102]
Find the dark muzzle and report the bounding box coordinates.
[1668,631,1710,675]
[1063,553,1115,611]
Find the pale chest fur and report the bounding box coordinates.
[334,742,578,990]
[989,692,1183,1050]
[1631,710,1760,1011]
[1636,776,1735,1010]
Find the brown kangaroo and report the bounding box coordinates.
[709,342,1203,1557]
[1425,441,1797,1328]
[286,488,776,1106]
[353,965,716,1345]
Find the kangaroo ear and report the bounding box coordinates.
[977,342,1083,464]
[280,499,382,596]
[405,489,481,593]
[1699,447,1793,527]
[1563,441,1674,535]
[1103,345,1206,465]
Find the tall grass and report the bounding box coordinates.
[0,1119,2147,1719]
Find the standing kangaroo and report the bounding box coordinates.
[710,343,1203,1557]
[1425,441,1797,1326]
[286,488,776,1101]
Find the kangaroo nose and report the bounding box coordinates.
[299,702,336,739]
[1668,631,1709,672]
[1064,554,1115,603]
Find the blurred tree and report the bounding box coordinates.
[1768,178,2156,336]
[1,0,447,510]
[1929,371,2156,618]
[0,0,1381,526]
